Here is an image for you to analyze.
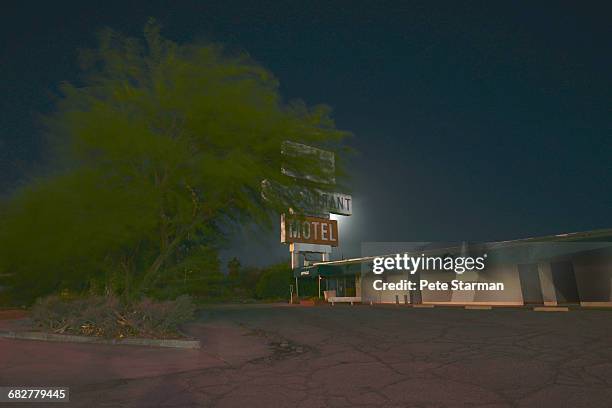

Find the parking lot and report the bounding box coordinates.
[2,304,612,407]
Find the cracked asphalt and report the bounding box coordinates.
[2,304,612,407]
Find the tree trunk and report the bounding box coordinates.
[138,220,198,292]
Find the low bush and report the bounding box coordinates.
[31,294,196,339]
[131,295,197,336]
[255,264,291,300]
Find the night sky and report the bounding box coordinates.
[2,1,611,265]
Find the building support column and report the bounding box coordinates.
[538,262,557,306]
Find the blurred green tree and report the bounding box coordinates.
[227,257,241,285]
[0,19,349,303]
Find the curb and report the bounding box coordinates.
[0,330,200,349]
[533,306,569,312]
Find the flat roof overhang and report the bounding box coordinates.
[293,228,612,278]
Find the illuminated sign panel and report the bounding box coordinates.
[315,191,352,216]
[281,214,339,246]
[261,180,352,216]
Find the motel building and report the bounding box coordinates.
[293,229,612,308]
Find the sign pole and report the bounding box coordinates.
[291,249,300,269]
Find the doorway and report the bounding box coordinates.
[326,276,356,297]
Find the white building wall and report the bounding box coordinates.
[471,264,523,305]
[573,250,612,306]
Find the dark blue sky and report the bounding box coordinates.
[1,1,611,264]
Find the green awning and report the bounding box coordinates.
[293,262,364,278]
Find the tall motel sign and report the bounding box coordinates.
[273,141,352,296]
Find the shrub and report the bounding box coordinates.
[31,294,196,338]
[255,264,292,299]
[130,295,197,336]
